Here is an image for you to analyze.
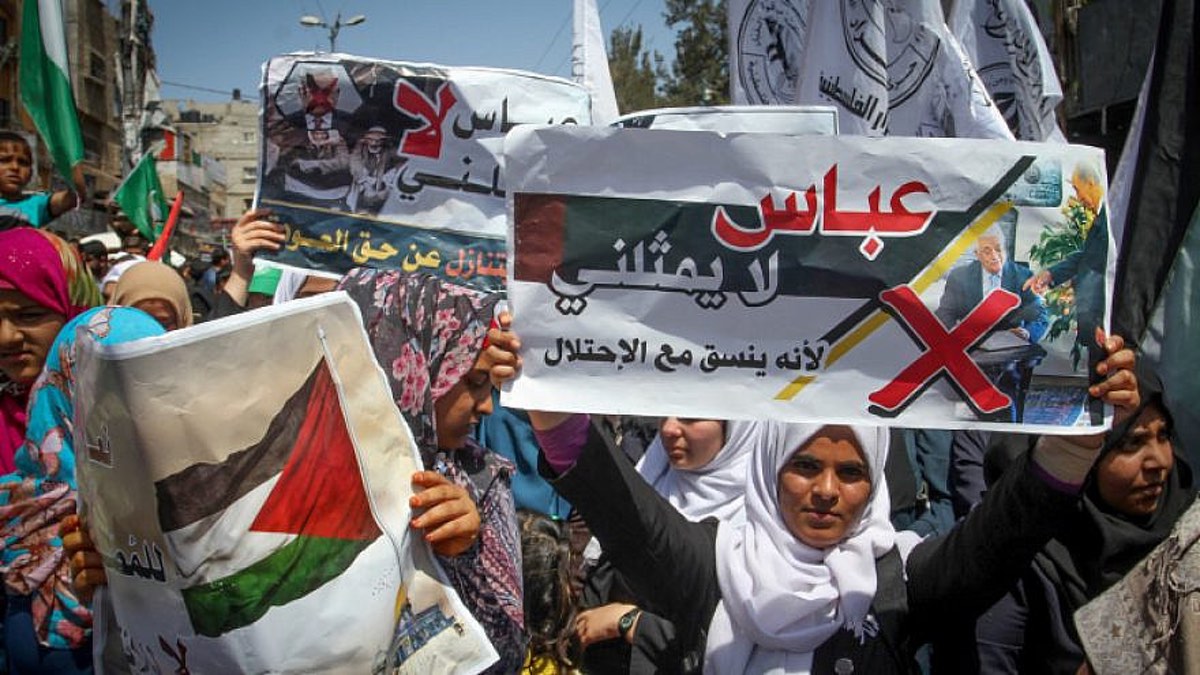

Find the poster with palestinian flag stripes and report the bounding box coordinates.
[73,294,496,674]
[502,126,1113,433]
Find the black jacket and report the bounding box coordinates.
[545,420,1077,673]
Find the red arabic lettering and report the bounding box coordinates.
[709,164,934,258]
[711,186,818,251]
[394,81,458,158]
[820,165,932,235]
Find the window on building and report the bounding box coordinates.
[243,198,253,211]
[242,166,256,183]
[243,132,254,142]
[0,99,9,129]
[90,53,105,80]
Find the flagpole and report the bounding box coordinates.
[148,191,183,262]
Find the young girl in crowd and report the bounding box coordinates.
[0,228,100,673]
[337,268,525,673]
[576,417,761,672]
[5,305,163,674]
[110,261,194,331]
[519,510,579,674]
[0,227,99,473]
[484,316,1139,673]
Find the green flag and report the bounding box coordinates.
[113,153,169,241]
[19,0,85,184]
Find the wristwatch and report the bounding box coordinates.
[617,608,642,640]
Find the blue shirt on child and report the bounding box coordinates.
[0,193,52,229]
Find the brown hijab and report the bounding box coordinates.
[111,261,194,328]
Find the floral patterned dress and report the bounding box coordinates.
[338,269,525,671]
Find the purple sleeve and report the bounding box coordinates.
[532,413,591,473]
[1030,460,1085,495]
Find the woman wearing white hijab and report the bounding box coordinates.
[575,419,762,671]
[636,418,760,525]
[483,321,1140,673]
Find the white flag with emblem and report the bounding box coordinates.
[949,0,1066,142]
[729,0,1012,139]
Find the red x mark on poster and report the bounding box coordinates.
[869,284,1021,415]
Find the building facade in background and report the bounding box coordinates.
[165,97,259,220]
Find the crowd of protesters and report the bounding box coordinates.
[1,115,1196,675]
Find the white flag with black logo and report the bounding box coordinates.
[949,0,1066,141]
[729,0,1012,139]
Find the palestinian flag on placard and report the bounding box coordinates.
[154,357,381,638]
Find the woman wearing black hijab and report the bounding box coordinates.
[939,393,1195,674]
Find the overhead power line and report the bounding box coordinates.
[160,80,241,96]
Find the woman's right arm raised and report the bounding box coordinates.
[484,313,722,637]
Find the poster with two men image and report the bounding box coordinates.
[256,53,591,291]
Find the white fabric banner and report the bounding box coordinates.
[503,126,1113,433]
[949,0,1066,141]
[573,0,621,124]
[729,0,1012,138]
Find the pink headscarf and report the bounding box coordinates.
[0,228,87,318]
[0,228,94,474]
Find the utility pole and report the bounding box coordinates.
[118,0,147,172]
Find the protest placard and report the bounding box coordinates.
[74,294,496,674]
[503,126,1113,432]
[256,53,591,290]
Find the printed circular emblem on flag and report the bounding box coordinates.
[979,0,1046,97]
[840,0,939,107]
[977,63,1023,137]
[736,0,810,104]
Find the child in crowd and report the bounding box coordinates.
[520,511,580,674]
[0,131,80,230]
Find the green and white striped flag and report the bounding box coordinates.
[19,0,84,184]
[113,153,169,241]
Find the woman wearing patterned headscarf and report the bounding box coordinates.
[337,268,524,673]
[0,227,99,474]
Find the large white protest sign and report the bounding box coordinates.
[74,294,496,674]
[257,53,592,290]
[503,126,1112,433]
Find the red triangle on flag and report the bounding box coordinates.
[249,358,382,541]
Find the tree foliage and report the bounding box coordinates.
[607,0,731,112]
[608,25,669,114]
[661,0,730,106]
